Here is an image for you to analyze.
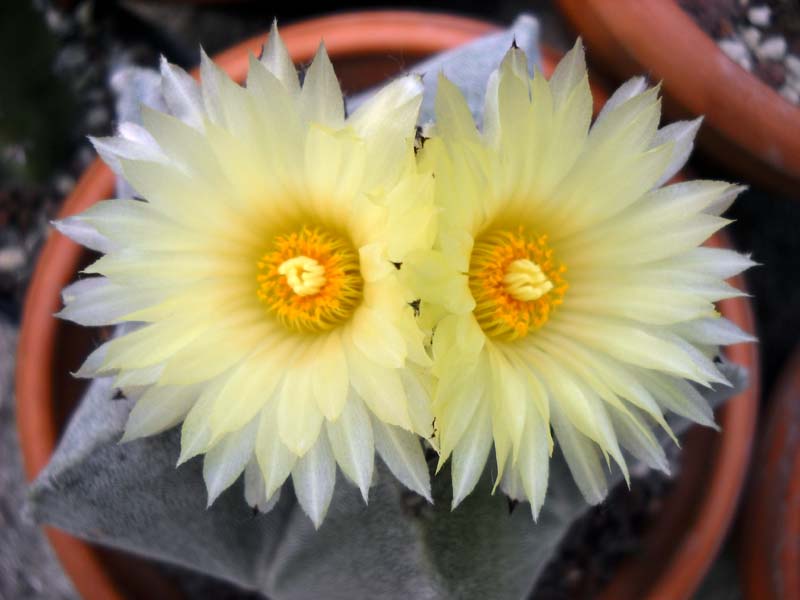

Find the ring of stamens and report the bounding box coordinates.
[257,226,363,333]
[468,226,567,341]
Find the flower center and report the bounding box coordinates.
[278,256,326,296]
[503,258,553,301]
[468,227,567,341]
[257,226,363,333]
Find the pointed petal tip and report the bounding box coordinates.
[434,454,447,475]
[401,72,424,94]
[118,429,137,445]
[175,451,190,468]
[176,441,203,467]
[657,458,672,477]
[530,503,541,522]
[72,364,100,379]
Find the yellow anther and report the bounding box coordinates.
[503,259,553,302]
[278,255,326,296]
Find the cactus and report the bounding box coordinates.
[27,16,748,599]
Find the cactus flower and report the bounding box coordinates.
[404,41,754,517]
[56,24,437,527]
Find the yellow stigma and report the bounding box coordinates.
[257,226,363,333]
[278,255,326,296]
[503,259,553,301]
[469,227,567,341]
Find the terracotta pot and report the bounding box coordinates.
[557,0,800,195]
[15,10,759,600]
[739,344,800,600]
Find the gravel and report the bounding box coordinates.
[679,0,800,105]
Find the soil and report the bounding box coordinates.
[531,463,677,599]
[678,0,800,104]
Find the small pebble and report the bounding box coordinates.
[44,8,71,35]
[779,84,800,104]
[0,247,26,273]
[757,36,787,61]
[757,61,786,87]
[785,55,800,80]
[56,45,89,71]
[747,5,771,27]
[54,175,76,197]
[741,26,761,50]
[563,567,583,589]
[719,39,751,65]
[86,106,110,131]
[738,55,754,71]
[1,145,27,168]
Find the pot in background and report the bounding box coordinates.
[740,343,800,600]
[558,0,800,195]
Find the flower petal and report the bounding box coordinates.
[325,391,374,501]
[312,331,349,421]
[244,457,281,513]
[517,402,550,519]
[58,276,163,326]
[451,397,492,509]
[160,56,204,129]
[350,306,407,369]
[372,415,432,502]
[121,382,201,442]
[261,21,300,97]
[255,400,298,499]
[348,75,423,189]
[292,434,336,528]
[52,217,115,254]
[346,344,412,430]
[202,417,258,505]
[277,367,324,457]
[434,74,480,144]
[652,117,703,186]
[550,399,608,505]
[299,42,344,128]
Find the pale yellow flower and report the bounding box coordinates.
[404,42,754,516]
[57,24,437,526]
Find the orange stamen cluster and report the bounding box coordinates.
[469,227,567,341]
[257,226,363,333]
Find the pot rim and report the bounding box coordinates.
[557,0,800,189]
[740,343,800,599]
[15,10,759,600]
